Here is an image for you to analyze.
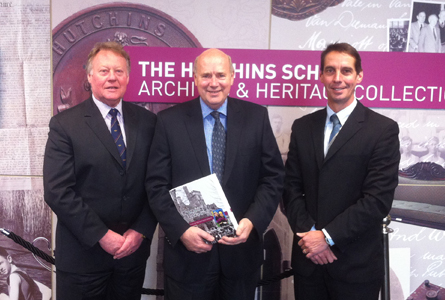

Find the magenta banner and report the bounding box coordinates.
[125,46,445,109]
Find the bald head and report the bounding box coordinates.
[193,48,234,74]
[193,48,235,110]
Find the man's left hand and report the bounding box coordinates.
[114,229,144,259]
[297,230,329,258]
[218,218,253,245]
[308,247,337,265]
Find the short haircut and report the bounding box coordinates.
[0,246,9,259]
[320,42,362,74]
[86,41,131,75]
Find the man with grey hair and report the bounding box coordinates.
[419,14,441,52]
[44,41,157,300]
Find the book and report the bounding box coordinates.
[169,174,238,243]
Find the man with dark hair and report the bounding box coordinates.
[146,48,284,300]
[0,247,50,300]
[284,42,400,300]
[409,11,426,52]
[43,41,157,300]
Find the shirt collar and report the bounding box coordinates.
[199,98,228,119]
[326,99,357,126]
[92,95,123,118]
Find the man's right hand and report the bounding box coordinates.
[99,230,125,255]
[180,227,214,253]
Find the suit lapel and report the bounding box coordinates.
[83,98,125,169]
[184,98,211,176]
[324,102,365,163]
[311,109,327,170]
[122,101,137,170]
[224,97,243,185]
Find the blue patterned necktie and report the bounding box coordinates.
[211,111,226,182]
[329,114,342,144]
[109,109,126,168]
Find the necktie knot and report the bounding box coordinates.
[211,111,221,121]
[330,114,340,126]
[109,108,119,118]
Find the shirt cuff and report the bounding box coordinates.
[322,228,335,246]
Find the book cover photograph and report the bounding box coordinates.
[169,174,238,243]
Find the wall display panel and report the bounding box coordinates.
[1,0,442,298]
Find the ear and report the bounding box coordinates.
[193,73,198,87]
[356,71,364,84]
[7,255,12,263]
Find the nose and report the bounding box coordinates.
[333,71,342,82]
[108,70,117,81]
[210,75,218,86]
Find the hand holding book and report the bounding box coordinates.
[170,174,238,245]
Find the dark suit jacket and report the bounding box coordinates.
[146,97,284,283]
[283,101,400,283]
[43,97,158,273]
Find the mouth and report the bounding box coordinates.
[331,87,347,94]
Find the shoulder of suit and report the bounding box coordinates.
[157,97,199,118]
[227,97,268,119]
[51,97,92,121]
[359,104,398,130]
[122,100,156,118]
[294,107,325,123]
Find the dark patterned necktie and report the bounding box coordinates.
[211,111,226,182]
[329,114,342,144]
[109,109,126,168]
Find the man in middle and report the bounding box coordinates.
[146,48,284,300]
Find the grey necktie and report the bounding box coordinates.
[329,114,342,144]
[211,111,226,182]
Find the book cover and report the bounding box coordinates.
[169,174,238,243]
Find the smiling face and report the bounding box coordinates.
[194,49,234,110]
[320,51,363,112]
[87,49,129,107]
